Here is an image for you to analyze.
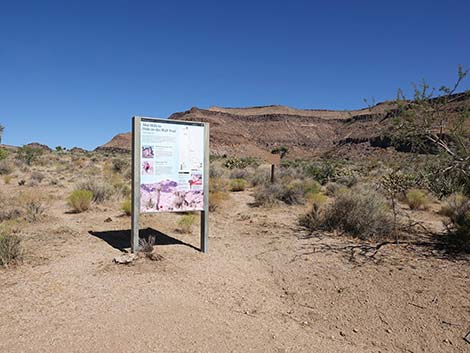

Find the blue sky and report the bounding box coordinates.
[1,0,469,150]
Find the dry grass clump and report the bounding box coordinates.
[67,190,93,213]
[75,178,113,203]
[209,191,229,211]
[299,193,328,230]
[0,160,13,175]
[18,193,47,222]
[30,171,45,184]
[440,194,470,251]
[209,178,230,211]
[176,213,196,233]
[3,175,13,184]
[230,178,247,192]
[121,199,132,216]
[405,189,429,210]
[0,226,22,267]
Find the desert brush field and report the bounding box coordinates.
[0,146,469,353]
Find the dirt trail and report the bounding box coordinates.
[1,191,469,352]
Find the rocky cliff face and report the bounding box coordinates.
[96,93,470,160]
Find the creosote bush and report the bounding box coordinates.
[230,178,246,192]
[177,213,196,233]
[67,190,93,213]
[405,189,428,210]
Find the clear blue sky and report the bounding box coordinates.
[1,0,469,150]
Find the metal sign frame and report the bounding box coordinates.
[131,116,209,253]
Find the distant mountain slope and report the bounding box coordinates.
[96,95,470,159]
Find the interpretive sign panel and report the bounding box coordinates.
[140,119,205,212]
[131,117,209,253]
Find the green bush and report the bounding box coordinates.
[321,187,394,240]
[0,148,9,161]
[112,158,129,173]
[304,161,336,185]
[16,146,44,165]
[67,190,93,213]
[0,225,22,267]
[177,213,196,233]
[230,178,246,192]
[405,189,428,210]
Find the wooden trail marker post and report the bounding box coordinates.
[131,116,209,253]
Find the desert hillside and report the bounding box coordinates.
[97,93,469,159]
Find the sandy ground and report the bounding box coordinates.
[1,189,469,353]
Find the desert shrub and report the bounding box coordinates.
[17,193,47,222]
[121,199,132,216]
[30,171,45,183]
[441,194,470,251]
[0,160,13,175]
[67,190,93,213]
[177,213,196,233]
[251,168,270,187]
[303,179,321,196]
[209,163,225,178]
[304,161,337,185]
[299,193,328,231]
[75,178,113,203]
[112,158,129,173]
[230,178,246,192]
[224,157,259,169]
[322,187,394,240]
[325,182,347,197]
[209,191,229,212]
[254,183,283,206]
[0,194,22,222]
[405,189,428,210]
[0,147,8,161]
[16,146,44,165]
[3,175,13,184]
[335,174,358,188]
[210,178,229,192]
[229,168,248,179]
[0,227,22,267]
[280,180,307,205]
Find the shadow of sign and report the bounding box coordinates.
[88,227,198,252]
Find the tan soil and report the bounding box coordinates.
[1,186,469,353]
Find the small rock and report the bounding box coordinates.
[104,217,112,223]
[340,331,346,337]
[114,253,137,264]
[385,329,392,334]
[353,328,359,333]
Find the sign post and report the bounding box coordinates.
[131,116,209,253]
